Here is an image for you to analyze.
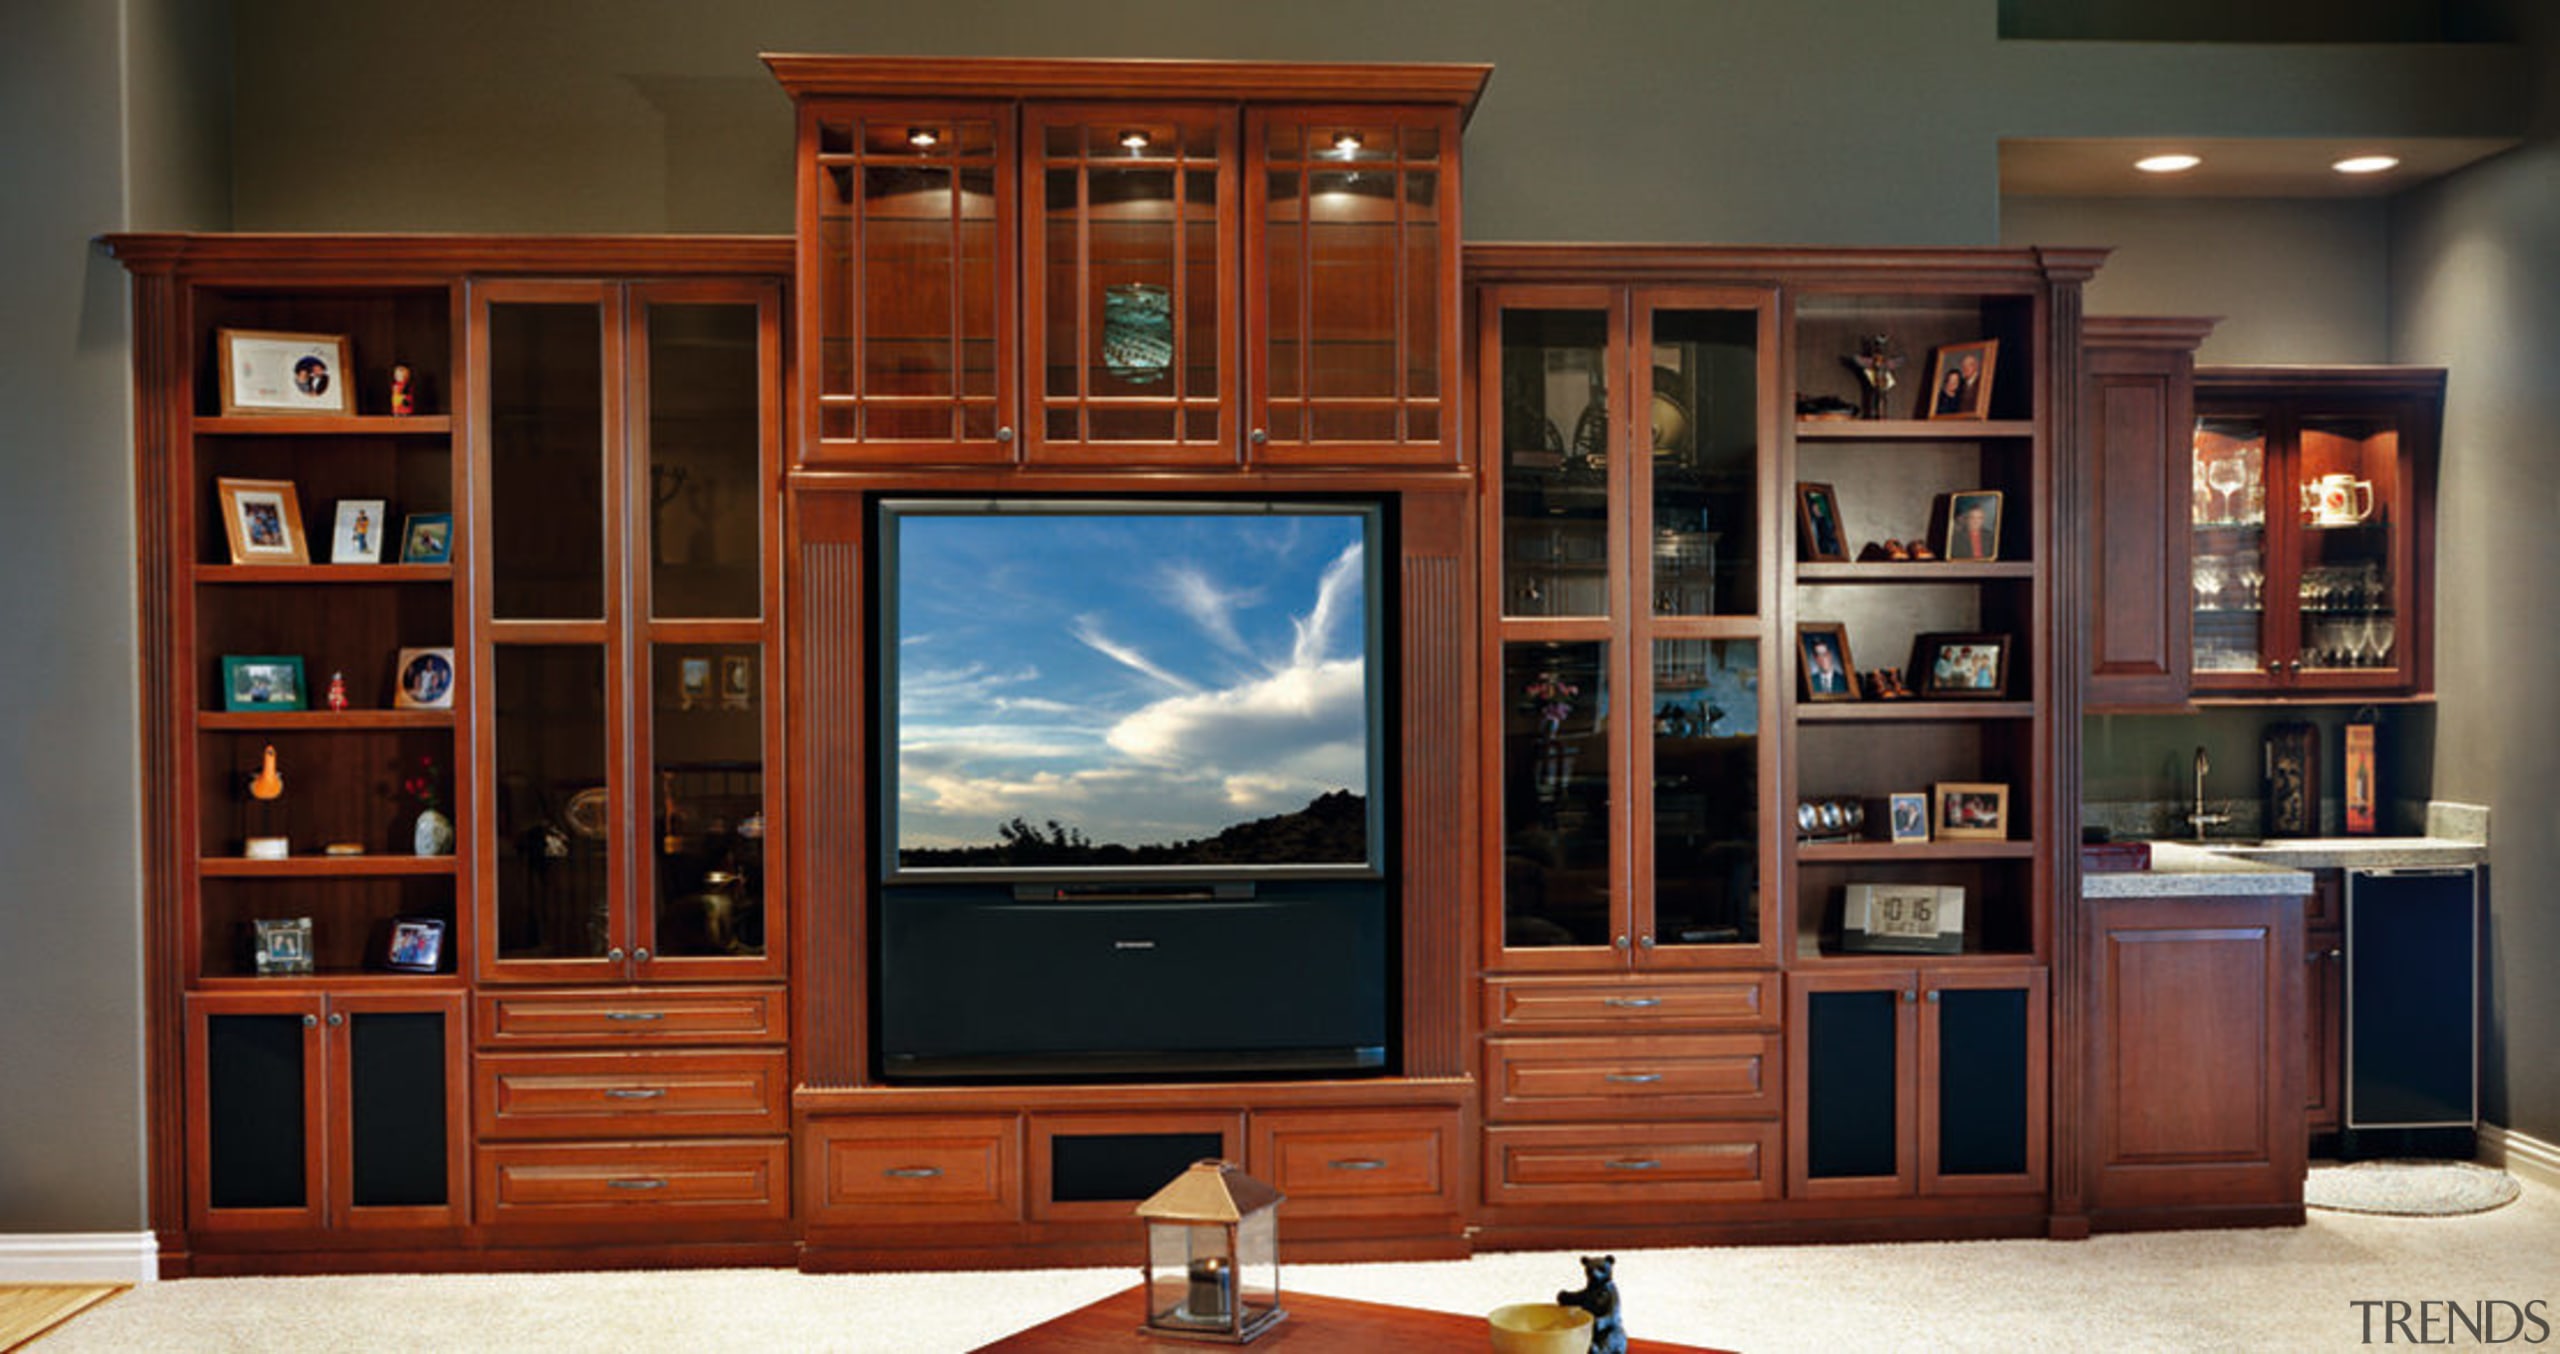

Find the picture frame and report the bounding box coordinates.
[1909,631,2012,699]
[721,654,755,711]
[330,498,388,565]
[217,328,354,416]
[1797,622,1860,703]
[216,477,310,565]
[1923,338,1998,420]
[1886,791,1931,844]
[394,646,456,710]
[381,916,446,974]
[398,512,454,565]
[1935,489,2005,562]
[221,654,308,712]
[1933,781,2010,841]
[678,656,713,711]
[1796,481,1849,563]
[252,916,314,976]
[1840,883,1966,954]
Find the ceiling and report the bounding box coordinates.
[2001,137,2519,197]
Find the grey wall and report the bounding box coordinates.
[4,0,2545,1236]
[0,0,148,1232]
[2388,2,2560,1137]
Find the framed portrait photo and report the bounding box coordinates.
[721,654,755,711]
[252,916,314,976]
[1885,791,1931,844]
[1933,781,2010,841]
[217,328,353,416]
[1797,622,1860,703]
[1910,631,2012,700]
[1796,481,1849,563]
[393,646,456,710]
[1923,339,1998,420]
[331,498,388,565]
[1936,490,2004,563]
[221,654,308,712]
[216,477,310,565]
[381,916,446,974]
[398,512,454,565]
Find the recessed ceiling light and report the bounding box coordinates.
[2333,155,2401,175]
[906,127,939,149]
[1119,129,1151,151]
[2135,154,2202,174]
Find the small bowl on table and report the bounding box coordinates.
[1487,1301,1595,1354]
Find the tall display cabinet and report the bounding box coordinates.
[112,235,790,1274]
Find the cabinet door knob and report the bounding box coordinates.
[1926,990,1941,1003]
[1250,427,1270,446]
[327,1011,345,1026]
[995,425,1015,444]
[1613,935,1631,950]
[1637,934,1655,950]
[633,947,651,963]
[302,1014,319,1029]
[607,947,626,963]
[1903,988,1919,1003]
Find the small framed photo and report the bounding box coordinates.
[721,654,755,712]
[1886,791,1931,844]
[218,328,354,416]
[216,477,310,565]
[398,512,454,565]
[1924,339,1998,420]
[1933,781,2010,841]
[1796,482,1848,563]
[1936,490,2005,563]
[1798,622,1859,703]
[678,656,713,711]
[222,654,308,711]
[381,916,446,973]
[252,916,314,976]
[1910,631,2012,699]
[394,646,456,710]
[331,499,388,564]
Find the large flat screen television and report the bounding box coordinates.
[870,496,1395,1082]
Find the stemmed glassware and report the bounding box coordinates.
[2205,454,2249,524]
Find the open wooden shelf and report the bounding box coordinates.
[199,855,459,878]
[1797,701,2036,723]
[1796,418,2034,441]
[1797,562,2035,584]
[194,414,453,437]
[198,709,454,731]
[196,564,453,585]
[1797,840,2035,863]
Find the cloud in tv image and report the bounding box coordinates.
[892,508,1373,870]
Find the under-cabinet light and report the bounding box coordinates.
[2135,153,2201,174]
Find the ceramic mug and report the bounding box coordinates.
[2302,473,2374,526]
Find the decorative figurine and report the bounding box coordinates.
[390,363,415,416]
[1844,334,1903,420]
[250,744,284,801]
[326,670,348,712]
[1558,1254,1626,1354]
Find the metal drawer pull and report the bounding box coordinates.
[1605,1158,1662,1171]
[1603,1072,1665,1084]
[604,1087,668,1100]
[1601,997,1661,1009]
[607,1178,668,1191]
[1328,1158,1389,1171]
[605,1011,666,1022]
[882,1167,945,1180]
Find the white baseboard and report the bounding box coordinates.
[2480,1123,2560,1191]
[0,1232,158,1284]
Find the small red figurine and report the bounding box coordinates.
[326,671,348,712]
[390,363,415,416]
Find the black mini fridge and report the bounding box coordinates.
[2343,866,2480,1159]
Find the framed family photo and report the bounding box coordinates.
[1924,339,1998,420]
[217,328,353,416]
[1933,782,2010,841]
[381,916,447,973]
[1910,631,2012,699]
[1798,622,1859,703]
[394,646,456,710]
[331,499,388,564]
[399,512,454,565]
[1796,482,1849,563]
[221,654,307,711]
[216,477,310,565]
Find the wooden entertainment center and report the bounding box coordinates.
[112,55,2279,1278]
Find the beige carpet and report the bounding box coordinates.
[32,1179,2557,1352]
[0,1286,123,1352]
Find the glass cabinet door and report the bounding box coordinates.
[805,104,1014,461]
[2191,413,2269,678]
[1643,304,1762,619]
[2290,411,2403,681]
[1497,305,1612,619]
[1501,641,1615,951]
[1024,105,1234,463]
[1249,107,1459,463]
[1650,639,1759,950]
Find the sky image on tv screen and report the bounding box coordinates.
[891,508,1371,870]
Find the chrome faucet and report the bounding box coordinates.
[2188,747,2231,841]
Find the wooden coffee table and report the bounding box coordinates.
[976,1285,1730,1352]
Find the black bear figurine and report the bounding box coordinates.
[1557,1253,1626,1354]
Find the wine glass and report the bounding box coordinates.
[2206,454,2249,524]
[2369,616,2397,668]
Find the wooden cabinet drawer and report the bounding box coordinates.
[805,1116,1022,1226]
[476,1048,789,1140]
[1484,974,1780,1034]
[475,1139,788,1224]
[1486,1122,1782,1206]
[1248,1108,1460,1218]
[476,987,785,1047]
[1484,1033,1780,1120]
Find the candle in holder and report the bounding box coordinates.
[1185,1255,1233,1322]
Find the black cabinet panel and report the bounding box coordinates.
[1805,989,1899,1179]
[1936,987,2027,1176]
[347,1011,450,1209]
[206,1013,306,1211]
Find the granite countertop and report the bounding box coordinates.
[2200,836,2487,870]
[2083,840,2316,898]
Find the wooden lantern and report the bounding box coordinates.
[1136,1159,1286,1343]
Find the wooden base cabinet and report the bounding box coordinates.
[1786,968,2048,1202]
[2083,893,2305,1229]
[184,991,468,1237]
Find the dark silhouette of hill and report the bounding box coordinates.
[905,789,1367,868]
